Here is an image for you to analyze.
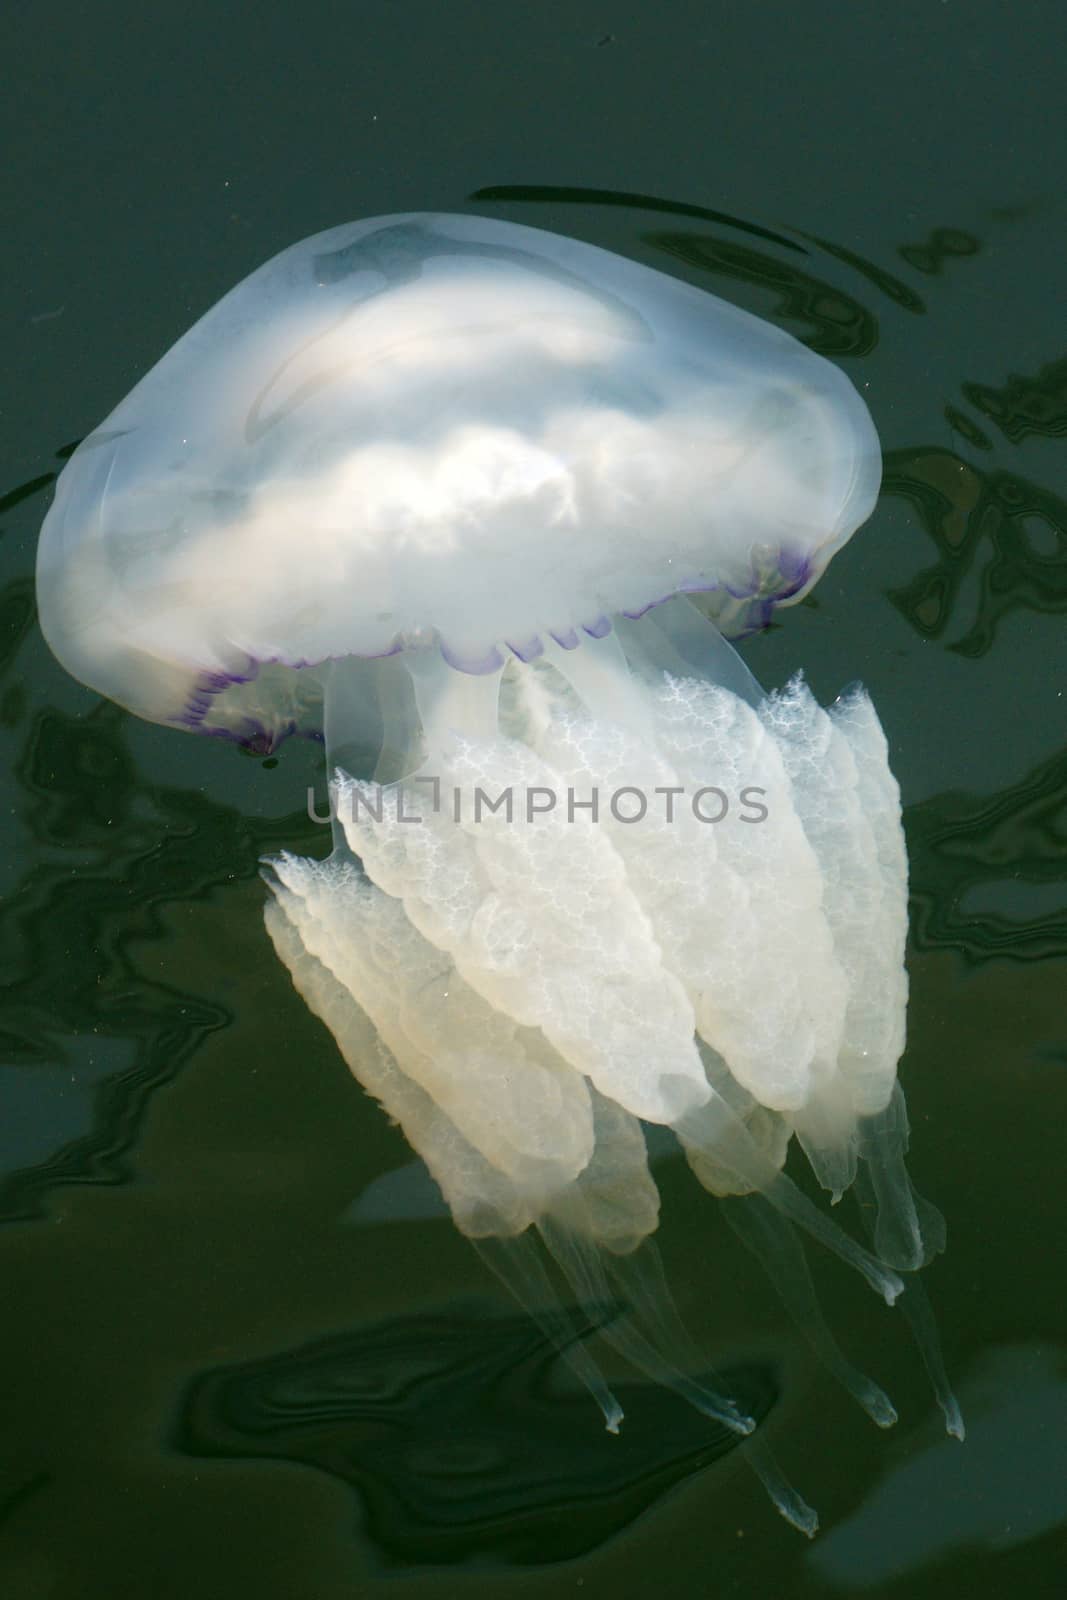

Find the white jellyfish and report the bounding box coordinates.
[36,213,961,1532]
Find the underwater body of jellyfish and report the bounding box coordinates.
[35,212,963,1533]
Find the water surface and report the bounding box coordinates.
[3,3,1066,1595]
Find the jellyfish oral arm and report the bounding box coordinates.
[265,600,957,1539]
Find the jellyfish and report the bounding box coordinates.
[35,213,961,1532]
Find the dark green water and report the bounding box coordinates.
[4,3,1066,1596]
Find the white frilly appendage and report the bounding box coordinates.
[263,602,960,1534]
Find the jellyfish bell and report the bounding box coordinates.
[36,212,879,745]
[35,212,959,1533]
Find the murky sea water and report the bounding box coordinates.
[3,3,1066,1596]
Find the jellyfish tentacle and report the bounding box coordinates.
[893,1274,965,1442]
[539,1212,753,1436]
[722,1193,897,1428]
[321,656,386,851]
[369,653,425,784]
[541,1091,755,1436]
[473,1232,625,1434]
[616,595,765,709]
[742,1439,819,1538]
[602,1237,757,1434]
[678,1098,903,1305]
[604,1236,717,1367]
[852,1165,963,1439]
[405,643,503,754]
[858,1082,946,1271]
[752,1170,902,1306]
[539,628,654,739]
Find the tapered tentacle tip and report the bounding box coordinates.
[875,1223,926,1275]
[597,1394,625,1434]
[911,1199,949,1268]
[748,1441,821,1537]
[868,1389,898,1429]
[789,1501,820,1540]
[943,1401,965,1442]
[690,1380,756,1436]
[880,1269,905,1307]
[761,1472,820,1537]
